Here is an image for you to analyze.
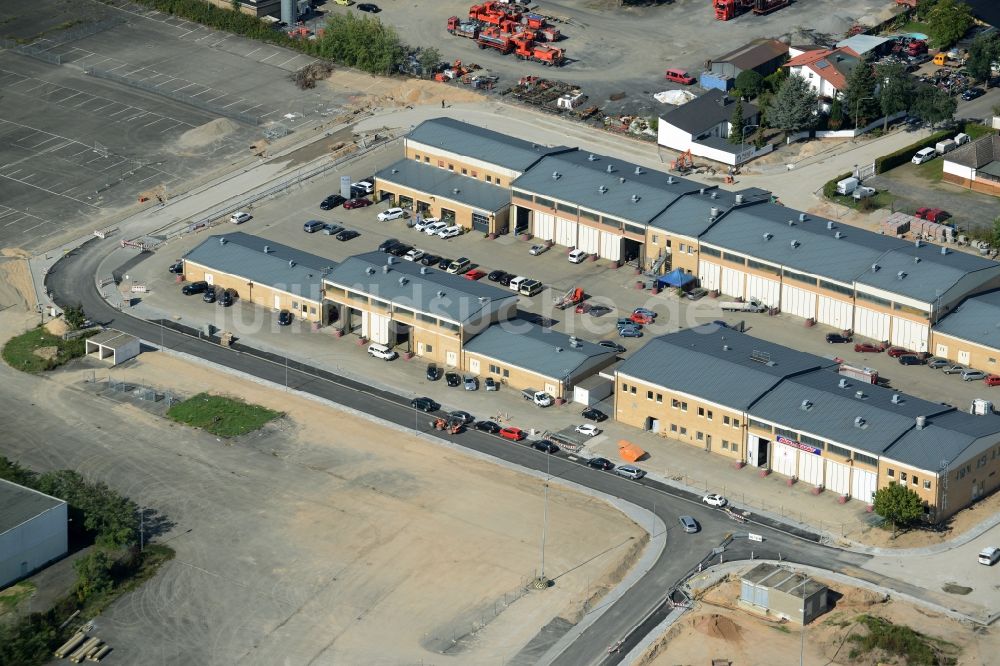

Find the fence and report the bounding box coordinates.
[103,378,179,405]
[0,40,63,65]
[84,65,262,126]
[0,18,125,65]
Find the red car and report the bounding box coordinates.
[914,207,950,223]
[630,312,654,325]
[464,269,486,281]
[986,375,1000,386]
[343,198,372,210]
[575,302,592,314]
[886,347,908,358]
[854,343,884,353]
[499,426,526,441]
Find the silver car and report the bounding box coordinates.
[942,365,966,375]
[615,465,646,480]
[679,516,699,533]
[962,369,987,381]
[927,358,949,369]
[529,244,549,256]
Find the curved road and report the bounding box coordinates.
[47,237,871,665]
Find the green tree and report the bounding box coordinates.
[63,304,86,330]
[911,83,957,124]
[417,46,441,78]
[966,33,1000,82]
[829,97,844,130]
[762,66,787,93]
[842,57,879,127]
[230,0,240,11]
[36,470,140,548]
[765,75,817,133]
[992,216,1000,247]
[728,98,745,145]
[74,550,115,602]
[875,61,914,129]
[0,456,37,486]
[734,70,765,99]
[926,0,974,49]
[916,0,939,18]
[872,482,924,536]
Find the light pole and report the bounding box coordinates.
[740,124,760,164]
[882,78,892,131]
[855,96,875,132]
[540,452,550,584]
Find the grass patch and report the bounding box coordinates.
[911,158,944,183]
[1,327,94,373]
[964,123,994,140]
[826,190,898,211]
[167,392,282,438]
[898,22,930,36]
[770,623,791,633]
[0,582,36,615]
[848,614,959,665]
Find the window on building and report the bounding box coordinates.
[630,386,637,394]
[471,171,478,178]
[437,160,444,168]
[696,432,704,441]
[670,424,678,433]
[448,164,454,171]
[461,168,467,175]
[622,383,629,392]
[854,452,877,467]
[990,358,997,364]
[923,480,931,490]
[722,440,730,450]
[647,390,653,400]
[486,174,492,183]
[775,427,797,440]
[746,258,779,275]
[534,195,554,208]
[722,252,746,265]
[731,442,739,454]
[687,246,694,255]
[679,243,686,253]
[497,179,503,186]
[681,401,688,411]
[672,399,680,409]
[733,419,740,428]
[680,427,687,435]
[783,268,817,286]
[698,407,705,417]
[424,156,430,163]
[748,418,771,432]
[900,472,908,481]
[490,364,500,374]
[701,246,721,258]
[887,468,894,477]
[309,306,316,315]
[292,301,299,309]
[827,443,851,458]
[414,153,420,161]
[707,410,713,420]
[800,434,825,449]
[652,234,659,244]
[856,291,891,308]
[503,369,510,378]
[723,415,731,425]
[656,394,663,403]
[912,475,919,485]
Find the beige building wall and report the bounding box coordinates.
[374,180,508,234]
[182,261,324,323]
[405,144,518,187]
[930,331,1000,373]
[464,352,564,397]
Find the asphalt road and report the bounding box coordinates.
[46,238,871,664]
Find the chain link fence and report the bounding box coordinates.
[104,378,180,406]
[1,18,125,66]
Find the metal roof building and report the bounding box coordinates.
[648,186,770,238]
[375,159,512,214]
[933,290,1000,349]
[854,243,1000,306]
[1,479,68,588]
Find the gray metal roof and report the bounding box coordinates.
[714,39,788,71]
[616,326,835,411]
[934,290,1000,348]
[512,150,703,225]
[945,134,1000,169]
[660,89,758,135]
[855,243,1000,303]
[464,321,616,379]
[87,329,137,349]
[0,479,65,534]
[375,159,512,213]
[183,232,333,302]
[887,409,1000,471]
[836,34,892,55]
[405,117,567,173]
[323,252,517,324]
[648,187,746,237]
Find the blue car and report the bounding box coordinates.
[619,325,643,338]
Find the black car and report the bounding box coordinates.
[598,340,626,353]
[497,273,514,287]
[420,254,440,266]
[219,289,235,307]
[203,288,217,303]
[445,372,462,387]
[588,305,612,317]
[182,281,208,295]
[426,363,442,381]
[898,354,925,365]
[587,457,615,471]
[962,87,985,101]
[357,2,380,12]
[378,238,399,252]
[410,396,439,412]
[487,269,508,282]
[320,194,346,210]
[388,243,413,257]
[277,310,293,326]
[532,439,559,454]
[826,333,852,343]
[336,229,359,241]
[582,408,608,422]
[168,261,183,274]
[475,420,502,434]
[437,257,452,270]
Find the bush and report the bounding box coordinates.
[874,129,951,173]
[1,327,93,373]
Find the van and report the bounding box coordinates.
[519,279,543,296]
[303,219,325,233]
[446,257,470,274]
[935,139,957,156]
[836,177,859,196]
[508,276,527,292]
[367,343,397,361]
[664,68,695,84]
[912,147,936,164]
[568,249,587,263]
[979,546,1000,565]
[954,132,971,146]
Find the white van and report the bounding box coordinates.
[367,343,397,361]
[508,276,527,292]
[911,147,936,164]
[836,177,859,195]
[979,546,1000,565]
[568,249,587,263]
[519,279,543,296]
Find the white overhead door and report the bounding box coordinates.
[935,343,948,358]
[369,313,390,344]
[825,460,851,496]
[556,216,577,247]
[746,275,780,307]
[854,306,889,342]
[890,317,929,353]
[772,442,798,477]
[599,230,622,260]
[699,261,721,292]
[722,267,744,299]
[534,212,555,241]
[781,284,817,320]
[359,311,370,339]
[578,225,600,254]
[817,296,852,329]
[851,469,877,504]
[798,452,824,486]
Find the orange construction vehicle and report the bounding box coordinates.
[713,0,787,20]
[477,27,515,54]
[447,16,480,39]
[514,39,565,66]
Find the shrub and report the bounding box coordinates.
[874,129,951,173]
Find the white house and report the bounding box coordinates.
[785,47,858,100]
[658,90,761,166]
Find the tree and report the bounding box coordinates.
[992,216,1000,247]
[926,0,974,49]
[230,0,240,11]
[0,456,37,486]
[966,33,1000,82]
[728,98,745,145]
[875,61,914,129]
[911,83,957,124]
[842,57,879,127]
[63,303,86,330]
[734,70,765,99]
[872,482,924,536]
[74,550,115,601]
[766,75,817,133]
[417,46,441,78]
[829,98,844,130]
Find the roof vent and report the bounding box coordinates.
[289,260,295,268]
[897,271,907,280]
[387,256,397,264]
[940,246,948,255]
[631,194,640,203]
[834,231,843,239]
[391,168,398,174]
[790,239,800,248]
[263,244,271,253]
[915,239,921,248]
[838,378,849,389]
[569,336,581,347]
[855,390,865,399]
[382,264,390,273]
[711,191,718,199]
[634,166,642,175]
[436,290,445,297]
[871,263,880,272]
[916,415,926,429]
[398,276,408,285]
[787,219,795,226]
[588,153,597,161]
[699,187,706,195]
[735,193,744,204]
[710,206,719,218]
[478,296,488,303]
[420,266,430,274]
[722,344,731,351]
[606,164,615,173]
[854,416,866,428]
[914,256,921,264]
[220,237,228,246]
[598,185,608,194]
[555,347,563,352]
[365,267,376,275]
[799,213,807,222]
[763,233,772,241]
[552,171,561,180]
[452,188,460,195]
[667,176,675,184]
[891,393,902,404]
[619,176,626,183]
[800,399,813,410]
[826,220,834,230]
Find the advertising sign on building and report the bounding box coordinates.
[777,434,821,455]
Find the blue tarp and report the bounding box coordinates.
[658,269,696,288]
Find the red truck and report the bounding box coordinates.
[477,30,515,54]
[447,16,480,39]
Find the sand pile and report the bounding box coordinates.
[694,614,742,642]
[176,118,240,150]
[32,346,58,361]
[44,318,69,336]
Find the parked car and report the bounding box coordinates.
[678,516,699,533]
[615,465,646,480]
[464,269,486,281]
[388,243,412,257]
[445,372,462,387]
[482,377,497,391]
[529,244,549,256]
[854,343,883,353]
[702,493,728,507]
[303,219,325,233]
[437,257,452,270]
[598,340,626,353]
[589,305,612,317]
[420,254,440,266]
[927,357,950,369]
[617,318,641,329]
[911,147,936,164]
[367,343,397,361]
[685,288,708,301]
[979,546,1000,565]
[826,333,852,343]
[404,248,425,262]
[575,424,600,437]
[665,68,695,84]
[630,312,654,325]
[322,223,344,236]
[218,289,235,307]
[182,281,209,295]
[587,457,615,471]
[619,325,643,338]
[914,207,950,223]
[568,249,587,263]
[437,225,462,239]
[886,347,908,358]
[168,261,183,274]
[447,257,470,274]
[277,309,293,326]
[450,410,475,425]
[986,375,1000,386]
[633,307,657,319]
[320,194,346,210]
[962,87,985,101]
[230,211,251,224]
[487,269,508,282]
[410,397,439,412]
[499,426,526,441]
[532,440,559,454]
[463,376,479,391]
[413,216,439,232]
[582,408,607,422]
[898,354,924,366]
[378,238,399,252]
[423,221,448,235]
[378,207,406,222]
[426,364,442,381]
[475,420,502,434]
[357,2,380,12]
[962,369,988,381]
[202,288,217,303]
[343,198,372,209]
[942,364,966,374]
[336,229,359,241]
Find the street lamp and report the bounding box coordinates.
[740,124,760,164]
[882,78,892,131]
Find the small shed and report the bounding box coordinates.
[84,329,140,366]
[573,374,614,406]
[740,563,828,625]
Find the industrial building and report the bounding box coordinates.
[615,325,1000,521]
[0,479,68,588]
[931,290,1000,370]
[182,232,333,324]
[656,90,761,166]
[701,39,788,91]
[740,564,829,625]
[942,135,1000,197]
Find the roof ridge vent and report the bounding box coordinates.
[790,239,799,248]
[263,244,270,253]
[365,266,376,275]
[891,393,902,404]
[619,176,626,183]
[940,246,948,255]
[667,176,675,184]
[631,194,640,202]
[420,266,430,274]
[398,276,408,285]
[838,378,849,388]
[220,237,228,246]
[606,164,615,173]
[799,213,807,222]
[382,264,390,273]
[854,416,866,428]
[787,219,795,226]
[916,415,926,429]
[855,390,865,399]
[897,270,907,280]
[763,232,772,241]
[436,290,445,297]
[871,263,880,272]
[826,220,834,230]
[598,185,608,194]
[699,187,706,195]
[800,399,812,411]
[478,296,488,303]
[735,193,744,204]
[391,167,398,174]
[588,153,597,161]
[834,231,843,239]
[387,256,397,264]
[289,260,295,268]
[552,171,561,180]
[710,206,719,218]
[913,256,921,264]
[634,166,642,175]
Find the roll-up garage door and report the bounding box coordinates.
[722,268,743,299]
[746,275,780,307]
[534,212,554,241]
[890,317,929,353]
[556,216,577,247]
[825,460,851,495]
[577,225,599,254]
[854,307,889,341]
[851,469,877,504]
[781,284,817,320]
[699,262,721,292]
[359,311,370,339]
[599,231,622,260]
[798,452,824,486]
[817,296,852,329]
[369,313,390,344]
[772,442,798,477]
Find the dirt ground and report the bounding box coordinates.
[639,573,998,666]
[322,70,484,113]
[37,348,646,663]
